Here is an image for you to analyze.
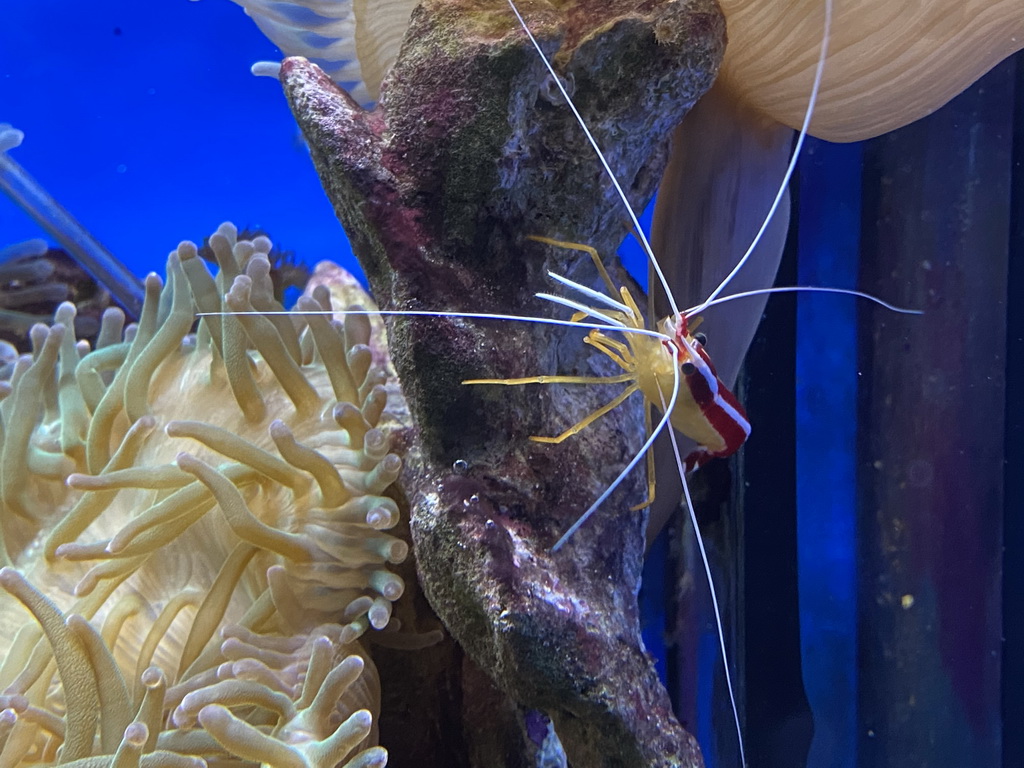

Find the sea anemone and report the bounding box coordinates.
[0,240,112,350]
[0,223,404,766]
[224,0,1024,141]
[716,0,1024,141]
[225,0,418,103]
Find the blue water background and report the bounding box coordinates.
[0,0,360,283]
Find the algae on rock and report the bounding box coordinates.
[280,1,726,765]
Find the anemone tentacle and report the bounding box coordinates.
[0,225,403,766]
[226,0,418,104]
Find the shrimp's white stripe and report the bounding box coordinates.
[717,395,752,439]
[683,346,753,440]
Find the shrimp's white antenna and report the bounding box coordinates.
[690,285,923,317]
[535,292,629,328]
[693,0,834,315]
[198,308,665,337]
[551,357,680,552]
[663,412,747,768]
[545,270,632,314]
[504,0,681,322]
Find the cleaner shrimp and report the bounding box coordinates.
[480,0,911,544]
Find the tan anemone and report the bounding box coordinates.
[228,0,418,103]
[718,0,1024,142]
[230,0,1024,141]
[0,224,406,766]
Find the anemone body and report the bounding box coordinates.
[0,224,402,767]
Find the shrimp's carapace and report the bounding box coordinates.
[463,236,751,496]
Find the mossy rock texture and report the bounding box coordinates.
[281,1,725,765]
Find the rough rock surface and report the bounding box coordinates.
[280,0,725,765]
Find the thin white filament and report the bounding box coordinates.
[504,0,681,322]
[534,293,628,328]
[546,270,632,314]
[695,0,834,314]
[662,406,747,768]
[550,358,680,552]
[198,308,665,341]
[687,285,923,317]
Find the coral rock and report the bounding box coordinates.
[279,0,724,765]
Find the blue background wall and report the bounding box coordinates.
[0,0,360,282]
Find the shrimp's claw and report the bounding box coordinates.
[684,441,743,474]
[684,448,711,474]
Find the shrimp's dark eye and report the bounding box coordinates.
[681,362,696,376]
[693,332,707,346]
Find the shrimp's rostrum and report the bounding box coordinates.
[463,235,751,487]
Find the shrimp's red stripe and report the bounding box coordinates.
[682,347,752,471]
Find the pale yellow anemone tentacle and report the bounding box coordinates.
[0,225,407,765]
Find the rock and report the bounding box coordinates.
[281,1,724,765]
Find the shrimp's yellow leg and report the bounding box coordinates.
[587,332,631,359]
[526,235,617,296]
[530,383,641,444]
[584,333,633,371]
[629,400,656,512]
[618,285,645,324]
[463,373,634,386]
